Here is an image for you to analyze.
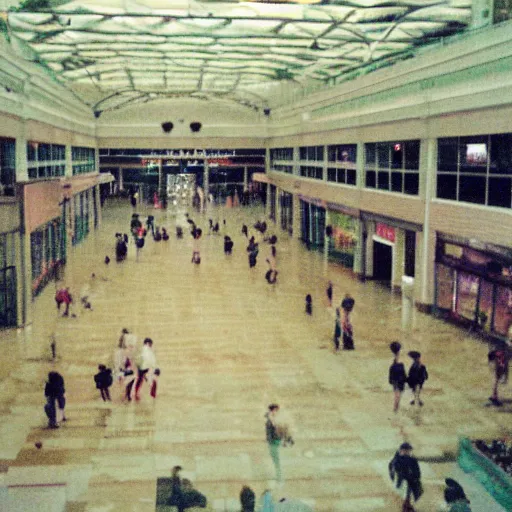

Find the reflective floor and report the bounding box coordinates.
[0,199,510,512]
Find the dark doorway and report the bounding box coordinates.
[404,230,416,277]
[373,241,392,282]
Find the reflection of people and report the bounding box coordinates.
[265,404,282,481]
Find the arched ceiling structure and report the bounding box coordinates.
[1,0,473,114]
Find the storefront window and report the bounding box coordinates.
[494,285,512,337]
[456,271,479,321]
[328,211,357,268]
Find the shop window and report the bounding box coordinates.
[456,271,479,321]
[494,285,512,336]
[436,264,456,310]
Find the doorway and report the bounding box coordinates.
[373,241,392,282]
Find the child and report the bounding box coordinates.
[305,294,313,315]
[94,364,113,401]
[389,342,407,412]
[224,236,234,255]
[407,351,428,406]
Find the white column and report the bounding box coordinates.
[65,145,73,177]
[243,166,248,191]
[119,168,124,191]
[203,160,209,213]
[417,138,437,308]
[365,221,375,278]
[324,209,330,272]
[392,228,405,293]
[15,117,28,181]
[292,193,301,239]
[356,142,365,190]
[353,218,364,277]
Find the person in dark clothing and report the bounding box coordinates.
[180,479,207,509]
[389,342,407,412]
[444,478,472,512]
[94,364,113,401]
[389,442,423,511]
[167,466,185,512]
[153,227,162,241]
[115,234,127,262]
[146,215,155,236]
[224,236,234,255]
[333,306,341,351]
[44,371,66,428]
[326,281,333,308]
[305,294,312,316]
[176,226,183,239]
[488,347,510,406]
[130,214,142,235]
[242,224,248,238]
[162,227,169,241]
[341,294,355,316]
[407,351,428,406]
[265,404,282,481]
[240,486,256,512]
[247,236,259,268]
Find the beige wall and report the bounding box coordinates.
[0,199,20,233]
[430,201,512,248]
[23,181,61,233]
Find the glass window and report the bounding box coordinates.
[377,143,389,168]
[488,177,511,208]
[438,138,458,172]
[437,174,457,200]
[436,264,455,310]
[377,171,389,190]
[391,172,402,192]
[346,169,356,185]
[404,173,419,195]
[456,271,479,320]
[405,140,420,170]
[494,285,512,336]
[459,176,486,204]
[366,171,376,188]
[490,133,512,175]
[366,143,376,165]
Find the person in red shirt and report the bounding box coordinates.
[55,287,72,316]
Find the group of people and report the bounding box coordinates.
[114,329,159,401]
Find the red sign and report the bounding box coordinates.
[376,223,395,243]
[208,158,231,166]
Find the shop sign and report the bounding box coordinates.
[376,223,395,243]
[208,158,231,166]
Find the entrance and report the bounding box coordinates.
[373,241,392,282]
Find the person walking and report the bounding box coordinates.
[94,364,113,401]
[265,403,282,482]
[488,345,510,406]
[265,246,278,284]
[407,351,428,406]
[55,287,73,317]
[333,306,341,351]
[326,281,333,307]
[135,338,157,400]
[44,371,66,428]
[191,228,202,264]
[247,236,259,268]
[389,342,407,412]
[388,442,423,512]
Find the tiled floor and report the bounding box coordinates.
[0,199,510,511]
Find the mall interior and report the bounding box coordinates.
[0,0,511,511]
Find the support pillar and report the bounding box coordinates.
[392,228,405,293]
[292,193,301,239]
[65,145,73,177]
[365,222,375,278]
[243,166,248,191]
[203,160,209,213]
[119,168,124,191]
[416,138,437,311]
[353,218,365,277]
[15,118,28,181]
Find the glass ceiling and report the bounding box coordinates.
[1,0,473,114]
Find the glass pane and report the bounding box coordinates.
[366,170,376,188]
[459,176,486,204]
[438,138,458,172]
[494,285,512,336]
[391,143,403,169]
[456,271,479,321]
[488,177,511,208]
[365,143,376,165]
[437,174,457,199]
[327,146,337,162]
[346,169,356,185]
[436,264,455,310]
[459,136,488,174]
[377,171,389,190]
[405,140,420,170]
[327,168,336,181]
[377,143,389,169]
[391,172,402,192]
[404,173,419,195]
[490,133,512,175]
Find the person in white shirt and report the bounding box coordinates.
[135,338,156,400]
